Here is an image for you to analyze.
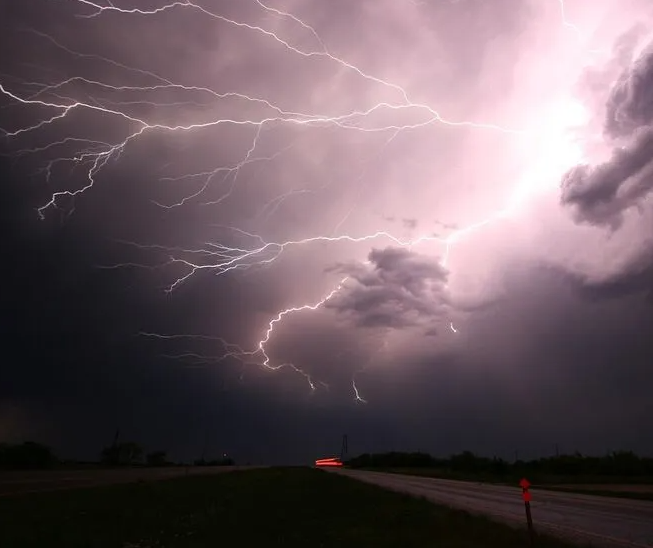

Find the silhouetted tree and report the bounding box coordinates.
[146,451,168,467]
[100,445,119,465]
[194,455,235,466]
[0,442,57,469]
[346,450,653,479]
[100,441,143,466]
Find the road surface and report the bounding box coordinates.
[335,469,653,547]
[0,466,256,496]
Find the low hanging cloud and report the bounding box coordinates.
[325,247,450,330]
[561,37,653,228]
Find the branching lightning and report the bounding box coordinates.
[1,0,596,402]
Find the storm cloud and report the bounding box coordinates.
[326,247,449,329]
[605,41,653,138]
[2,0,653,464]
[562,37,653,227]
[561,126,653,226]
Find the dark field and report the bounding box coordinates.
[0,467,582,548]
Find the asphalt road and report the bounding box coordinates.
[0,466,254,496]
[335,469,653,547]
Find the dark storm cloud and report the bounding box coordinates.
[562,39,653,227]
[561,127,653,226]
[563,244,653,302]
[605,41,653,138]
[326,247,449,329]
[445,263,653,457]
[4,0,653,467]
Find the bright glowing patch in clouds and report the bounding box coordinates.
[511,98,590,205]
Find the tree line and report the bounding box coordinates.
[0,442,57,469]
[346,451,653,478]
[0,440,234,469]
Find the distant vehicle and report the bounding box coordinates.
[314,457,343,467]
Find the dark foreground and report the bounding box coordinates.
[0,465,250,496]
[0,467,579,548]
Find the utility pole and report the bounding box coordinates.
[340,434,348,462]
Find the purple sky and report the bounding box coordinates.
[2,0,653,463]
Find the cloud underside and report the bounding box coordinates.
[326,247,449,330]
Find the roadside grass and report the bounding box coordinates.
[0,466,582,548]
[537,486,653,502]
[360,467,517,485]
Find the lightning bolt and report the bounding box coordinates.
[1,0,595,399]
[352,375,368,404]
[557,0,609,56]
[559,0,589,43]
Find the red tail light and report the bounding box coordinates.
[315,457,343,467]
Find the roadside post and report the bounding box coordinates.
[520,477,535,545]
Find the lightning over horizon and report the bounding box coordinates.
[0,0,634,404]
